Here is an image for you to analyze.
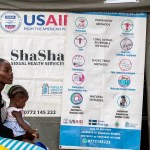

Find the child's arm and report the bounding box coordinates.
[12,111,39,138]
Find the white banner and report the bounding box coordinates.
[60,12,147,149]
[0,11,67,116]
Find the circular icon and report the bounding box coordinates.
[70,93,83,105]
[120,38,133,51]
[119,59,132,71]
[118,75,131,87]
[117,95,130,108]
[72,72,85,85]
[121,20,134,32]
[75,17,88,29]
[82,138,88,143]
[74,35,87,48]
[72,55,85,67]
[0,11,21,32]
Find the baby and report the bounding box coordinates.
[4,85,39,143]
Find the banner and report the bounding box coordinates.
[60,12,147,149]
[0,11,67,116]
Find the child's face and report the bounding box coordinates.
[17,96,28,108]
[0,61,13,84]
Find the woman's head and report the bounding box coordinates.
[0,58,13,85]
[8,85,29,108]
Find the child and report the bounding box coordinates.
[4,85,39,143]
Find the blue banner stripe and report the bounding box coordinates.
[60,125,141,149]
[72,12,147,18]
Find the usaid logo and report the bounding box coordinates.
[0,11,21,32]
[24,14,67,26]
[63,118,83,124]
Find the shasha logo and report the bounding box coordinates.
[0,11,21,32]
[70,93,83,105]
[11,50,64,61]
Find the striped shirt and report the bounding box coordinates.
[0,137,45,150]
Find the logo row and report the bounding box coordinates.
[0,12,134,33]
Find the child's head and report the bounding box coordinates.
[8,85,29,108]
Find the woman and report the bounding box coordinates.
[0,58,45,150]
[0,58,14,138]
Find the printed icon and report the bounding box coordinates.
[120,38,133,51]
[89,119,98,125]
[75,17,88,29]
[74,35,87,48]
[125,122,136,128]
[72,55,85,67]
[0,11,21,32]
[42,83,62,95]
[117,95,130,108]
[119,59,132,71]
[63,118,69,124]
[70,93,83,105]
[118,75,131,87]
[121,19,134,32]
[72,72,85,85]
[82,138,88,144]
[42,83,49,94]
[115,121,120,128]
